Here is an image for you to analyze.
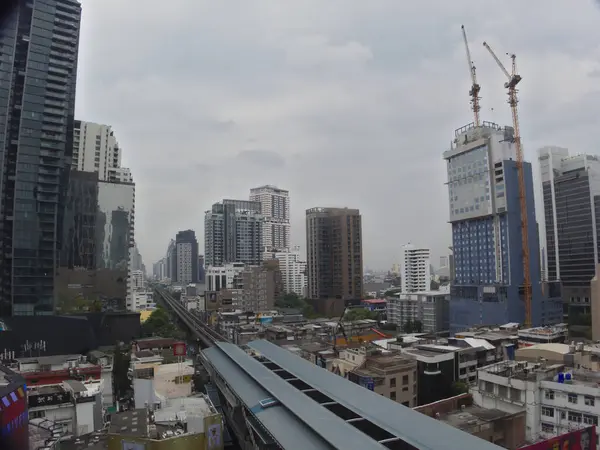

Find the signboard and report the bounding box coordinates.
[520,426,596,450]
[173,342,187,357]
[0,385,28,450]
[28,391,71,408]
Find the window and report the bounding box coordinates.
[390,378,396,388]
[568,394,578,404]
[541,423,554,433]
[584,396,595,406]
[583,415,598,426]
[29,410,45,419]
[402,375,409,385]
[541,407,554,417]
[390,392,396,401]
[545,390,554,400]
[568,412,582,423]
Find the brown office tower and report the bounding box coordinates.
[306,208,363,300]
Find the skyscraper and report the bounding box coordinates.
[444,122,561,331]
[0,0,82,315]
[305,207,363,300]
[401,245,431,293]
[174,229,199,285]
[249,185,290,252]
[539,147,600,313]
[204,199,263,267]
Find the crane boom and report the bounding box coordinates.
[461,25,481,126]
[482,42,532,328]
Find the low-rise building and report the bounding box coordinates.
[386,290,449,333]
[472,359,600,443]
[27,380,103,437]
[13,354,102,387]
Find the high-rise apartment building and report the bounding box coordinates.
[72,121,122,181]
[0,0,82,315]
[401,245,431,293]
[173,230,198,285]
[305,207,363,300]
[249,185,290,252]
[204,200,263,267]
[539,147,600,312]
[443,122,561,331]
[265,246,307,296]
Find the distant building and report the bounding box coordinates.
[174,230,199,285]
[305,207,363,300]
[250,185,290,252]
[264,246,306,296]
[206,263,246,292]
[387,290,449,333]
[205,199,263,266]
[239,261,283,312]
[401,245,431,293]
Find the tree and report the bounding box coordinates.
[141,306,184,339]
[275,292,305,309]
[403,319,414,334]
[451,381,469,396]
[344,308,377,322]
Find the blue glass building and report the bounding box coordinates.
[444,122,562,332]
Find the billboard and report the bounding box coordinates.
[0,385,28,450]
[520,426,596,450]
[173,342,187,357]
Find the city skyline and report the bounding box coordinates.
[74,1,600,270]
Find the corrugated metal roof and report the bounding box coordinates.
[206,342,385,449]
[203,345,334,450]
[247,340,505,450]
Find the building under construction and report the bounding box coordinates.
[443,121,562,331]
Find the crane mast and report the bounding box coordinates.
[461,25,481,126]
[482,42,531,327]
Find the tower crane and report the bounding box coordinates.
[461,25,481,127]
[482,41,531,327]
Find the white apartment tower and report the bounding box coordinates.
[401,244,431,293]
[250,185,290,252]
[72,120,123,181]
[267,246,307,296]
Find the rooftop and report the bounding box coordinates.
[58,431,108,450]
[109,408,149,437]
[441,406,514,432]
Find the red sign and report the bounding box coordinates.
[173,342,187,357]
[520,426,596,450]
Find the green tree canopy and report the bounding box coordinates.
[344,308,378,322]
[141,306,184,339]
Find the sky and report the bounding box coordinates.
[75,0,600,271]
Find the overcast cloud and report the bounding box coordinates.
[75,0,600,270]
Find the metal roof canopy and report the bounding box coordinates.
[247,339,505,450]
[207,342,388,449]
[203,345,335,450]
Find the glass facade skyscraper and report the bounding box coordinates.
[0,0,81,315]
